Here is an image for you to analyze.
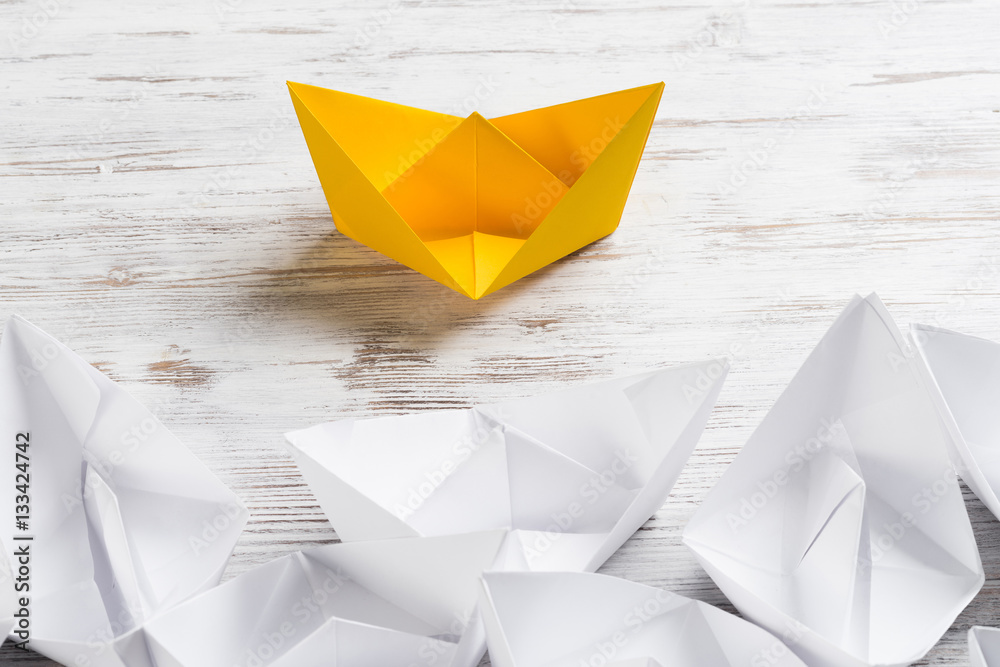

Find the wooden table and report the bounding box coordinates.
[3,0,1000,664]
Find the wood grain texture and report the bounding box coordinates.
[2,0,1000,664]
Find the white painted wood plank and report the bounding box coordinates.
[2,0,1000,663]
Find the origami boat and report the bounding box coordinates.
[0,316,248,667]
[288,81,664,298]
[479,572,808,667]
[683,295,983,667]
[144,532,506,667]
[912,324,1000,522]
[970,626,1000,667]
[285,361,727,572]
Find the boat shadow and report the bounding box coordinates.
[251,227,544,342]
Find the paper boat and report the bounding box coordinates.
[285,360,727,573]
[144,531,507,667]
[0,316,248,667]
[683,295,983,667]
[287,81,664,298]
[479,571,808,667]
[970,626,1000,667]
[912,324,1000,521]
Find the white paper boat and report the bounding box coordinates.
[478,571,808,667]
[912,324,1000,521]
[683,295,983,667]
[970,626,1000,667]
[144,531,507,667]
[285,360,727,574]
[0,316,249,666]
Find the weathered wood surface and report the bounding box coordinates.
[2,0,1000,664]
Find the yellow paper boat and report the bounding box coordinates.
[288,81,664,299]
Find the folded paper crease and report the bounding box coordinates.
[912,324,1000,523]
[478,571,808,667]
[144,532,507,667]
[970,626,1000,667]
